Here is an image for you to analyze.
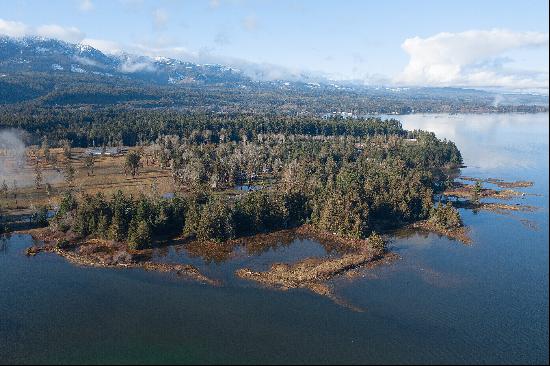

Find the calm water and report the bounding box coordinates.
[1,113,548,364]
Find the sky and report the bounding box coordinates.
[1,0,549,91]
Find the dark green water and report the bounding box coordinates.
[1,113,548,364]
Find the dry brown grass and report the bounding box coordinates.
[1,147,175,213]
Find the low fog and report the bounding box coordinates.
[0,129,62,188]
[0,129,27,183]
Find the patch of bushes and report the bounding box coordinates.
[429,202,463,230]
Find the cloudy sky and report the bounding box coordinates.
[1,0,548,91]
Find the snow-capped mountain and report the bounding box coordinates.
[0,35,250,86]
[0,35,546,110]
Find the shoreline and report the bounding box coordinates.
[22,228,220,286]
[408,220,472,244]
[12,174,540,310]
[236,249,398,311]
[18,224,397,309]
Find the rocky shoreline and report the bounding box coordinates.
[459,177,534,189]
[444,182,527,200]
[23,228,220,286]
[18,223,402,311]
[15,175,538,310]
[235,250,396,290]
[409,220,472,244]
[236,246,397,312]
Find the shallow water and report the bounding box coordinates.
[1,113,548,364]
[235,184,263,192]
[150,236,332,285]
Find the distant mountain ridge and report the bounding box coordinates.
[0,35,252,86]
[0,35,547,112]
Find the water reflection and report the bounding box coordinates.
[397,113,549,171]
[152,229,348,269]
[0,234,10,253]
[1,114,548,364]
[161,192,175,199]
[235,184,263,192]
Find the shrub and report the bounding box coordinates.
[368,232,386,252]
[127,220,152,250]
[57,191,77,217]
[429,202,463,230]
[56,239,73,249]
[195,198,235,242]
[32,206,49,227]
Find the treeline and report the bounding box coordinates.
[0,107,406,147]
[53,190,308,248]
[1,104,546,150]
[0,71,547,115]
[53,191,186,249]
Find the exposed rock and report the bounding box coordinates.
[236,246,397,311]
[460,176,534,189]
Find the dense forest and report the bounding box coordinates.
[0,107,412,146]
[46,116,463,246]
[0,72,547,115]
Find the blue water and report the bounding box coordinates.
[1,113,548,364]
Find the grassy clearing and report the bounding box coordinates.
[1,147,174,214]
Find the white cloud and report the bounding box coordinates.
[119,56,156,73]
[129,37,327,82]
[120,61,155,73]
[36,24,85,43]
[82,38,122,54]
[131,38,197,60]
[0,19,30,37]
[0,17,329,83]
[239,61,315,81]
[396,29,549,89]
[79,0,94,12]
[0,19,86,43]
[152,8,169,29]
[72,55,99,66]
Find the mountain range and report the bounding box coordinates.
[0,35,547,113]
